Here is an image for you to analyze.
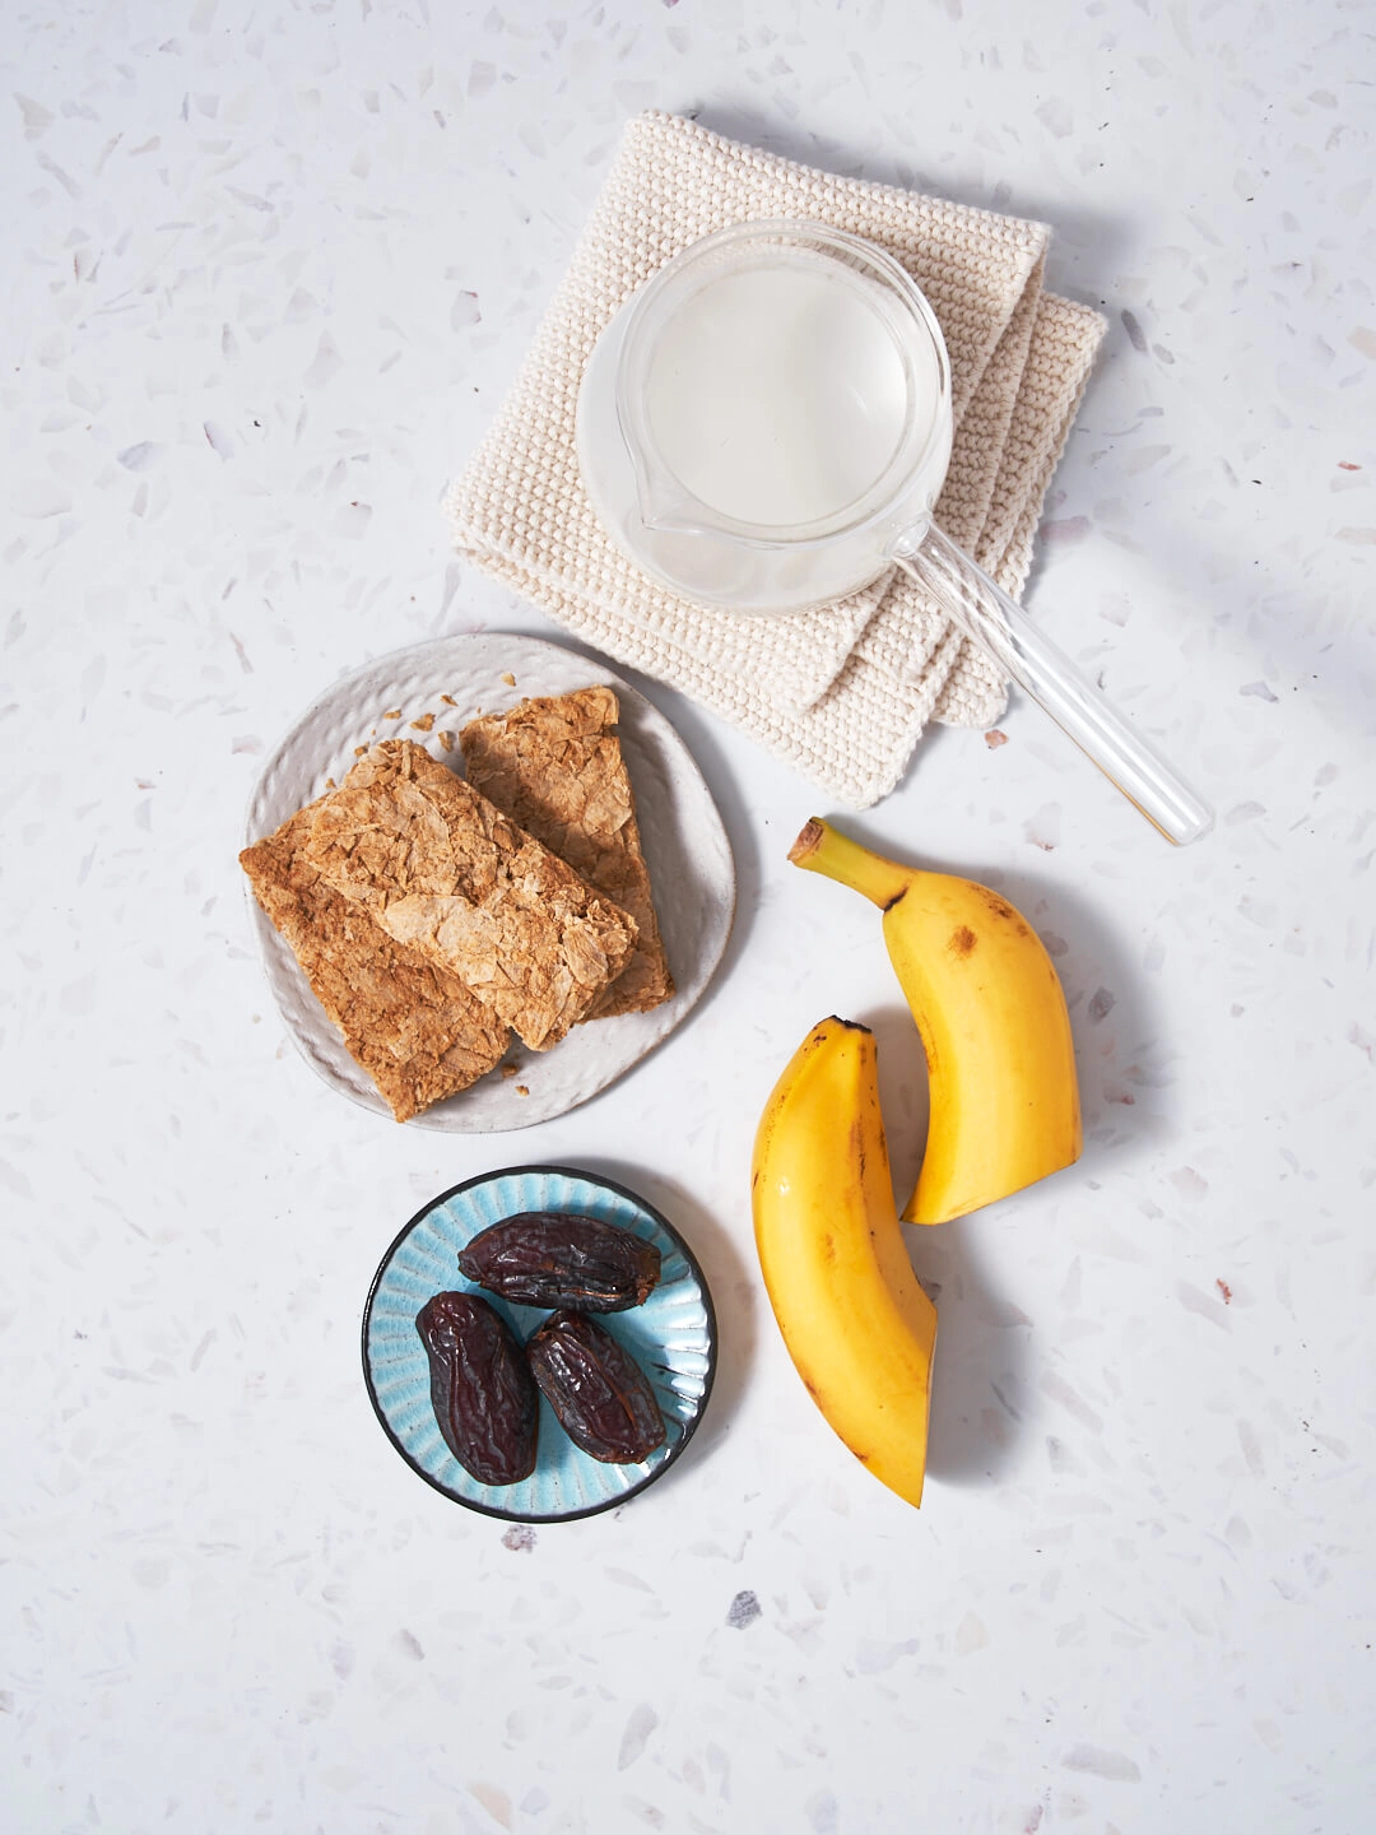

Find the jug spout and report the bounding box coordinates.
[626,442,716,538]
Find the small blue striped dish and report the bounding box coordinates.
[362,1165,717,1522]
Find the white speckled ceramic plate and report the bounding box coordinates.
[362,1166,717,1522]
[243,634,735,1130]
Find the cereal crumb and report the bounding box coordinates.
[501,672,516,686]
[382,707,402,721]
[500,1062,518,1079]
[1216,1279,1233,1305]
[515,1084,529,1097]
[985,729,1009,749]
[438,730,456,753]
[324,776,337,789]
[354,745,368,758]
[410,712,435,733]
[440,693,456,706]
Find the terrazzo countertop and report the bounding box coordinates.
[4,3,1373,1831]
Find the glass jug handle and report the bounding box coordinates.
[892,522,1214,847]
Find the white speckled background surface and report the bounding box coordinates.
[3,3,1373,1831]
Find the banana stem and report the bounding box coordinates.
[788,818,913,909]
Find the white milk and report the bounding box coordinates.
[641,247,917,530]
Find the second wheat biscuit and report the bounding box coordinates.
[460,686,673,1019]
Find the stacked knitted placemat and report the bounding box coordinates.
[446,111,1104,807]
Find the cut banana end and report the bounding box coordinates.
[752,1016,937,1509]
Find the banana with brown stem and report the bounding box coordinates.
[788,818,1082,1224]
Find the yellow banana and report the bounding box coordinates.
[751,1015,937,1508]
[789,818,1082,1224]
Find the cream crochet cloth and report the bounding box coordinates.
[445,112,1105,808]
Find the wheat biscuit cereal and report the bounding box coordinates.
[303,740,638,1051]
[459,686,673,1019]
[240,802,511,1123]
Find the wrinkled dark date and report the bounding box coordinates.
[526,1310,666,1465]
[457,1212,661,1313]
[415,1292,538,1486]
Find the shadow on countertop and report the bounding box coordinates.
[845,846,1168,1488]
[684,102,1132,304]
[857,999,1042,1489]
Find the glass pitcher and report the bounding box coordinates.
[576,219,1212,846]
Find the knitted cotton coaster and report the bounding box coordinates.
[446,111,1104,808]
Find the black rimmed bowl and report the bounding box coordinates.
[362,1166,717,1522]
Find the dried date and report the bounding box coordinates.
[457,1211,661,1312]
[526,1309,666,1465]
[415,1292,538,1486]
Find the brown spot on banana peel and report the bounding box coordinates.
[978,885,1032,938]
[906,1003,938,1077]
[849,1112,867,1175]
[948,925,977,957]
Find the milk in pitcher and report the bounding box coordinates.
[640,244,920,531]
[579,219,954,610]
